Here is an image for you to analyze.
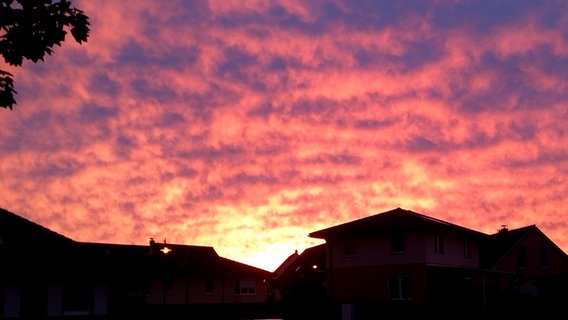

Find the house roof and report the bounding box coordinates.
[293,244,326,272]
[218,256,273,278]
[0,207,74,248]
[0,208,271,279]
[308,207,486,239]
[273,244,326,280]
[0,207,79,275]
[480,225,534,268]
[271,244,326,293]
[77,241,271,278]
[273,250,300,277]
[480,224,568,268]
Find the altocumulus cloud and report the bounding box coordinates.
[1,0,568,271]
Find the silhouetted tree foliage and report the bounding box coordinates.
[0,0,89,110]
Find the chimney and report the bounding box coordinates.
[498,225,508,233]
[149,237,156,255]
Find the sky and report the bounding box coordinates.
[1,0,568,272]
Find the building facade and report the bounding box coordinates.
[304,207,568,314]
[0,208,271,319]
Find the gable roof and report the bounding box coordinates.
[480,224,568,268]
[78,242,214,278]
[218,256,273,277]
[271,244,326,295]
[75,241,272,278]
[0,207,74,248]
[273,244,326,280]
[273,250,300,277]
[0,207,79,276]
[480,225,534,268]
[0,208,271,278]
[309,207,486,240]
[291,244,326,274]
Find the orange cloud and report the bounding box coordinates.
[1,0,568,271]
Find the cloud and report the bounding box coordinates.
[1,0,568,271]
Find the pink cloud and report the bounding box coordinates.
[1,0,568,271]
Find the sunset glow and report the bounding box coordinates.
[1,0,568,272]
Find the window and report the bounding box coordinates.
[391,233,405,254]
[164,278,172,294]
[205,278,214,295]
[517,246,527,268]
[63,282,91,315]
[387,276,412,301]
[540,246,549,268]
[434,234,445,255]
[343,241,357,257]
[235,280,256,295]
[463,238,472,258]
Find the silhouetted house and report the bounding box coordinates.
[270,249,299,302]
[0,208,271,318]
[0,208,89,318]
[4,205,567,318]
[142,239,271,306]
[306,207,568,313]
[269,245,329,319]
[480,224,568,308]
[308,208,487,309]
[271,244,326,304]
